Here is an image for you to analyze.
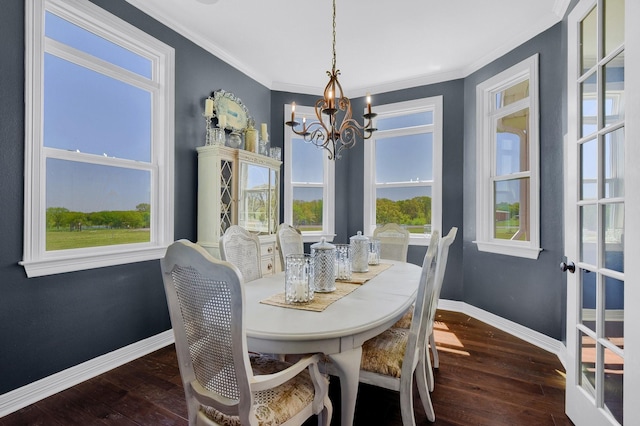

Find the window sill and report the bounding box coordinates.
[21,245,168,278]
[301,233,336,244]
[474,240,542,259]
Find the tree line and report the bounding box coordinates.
[293,196,432,227]
[46,203,151,231]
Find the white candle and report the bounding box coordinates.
[204,98,214,116]
[218,114,226,129]
[261,123,268,140]
[293,279,307,301]
[368,251,378,264]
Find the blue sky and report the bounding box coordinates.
[44,11,152,213]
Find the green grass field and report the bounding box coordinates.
[46,228,150,251]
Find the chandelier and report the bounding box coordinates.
[285,0,377,160]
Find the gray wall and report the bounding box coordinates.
[0,0,270,395]
[462,23,567,340]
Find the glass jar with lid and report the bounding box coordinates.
[310,237,336,292]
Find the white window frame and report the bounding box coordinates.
[22,0,175,277]
[474,54,541,259]
[363,96,443,246]
[283,104,336,243]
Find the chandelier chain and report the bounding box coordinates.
[332,0,336,72]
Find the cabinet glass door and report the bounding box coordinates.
[238,162,276,234]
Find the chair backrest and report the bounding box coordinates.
[276,223,304,270]
[373,223,410,262]
[219,225,262,282]
[402,230,440,376]
[425,227,458,337]
[161,240,254,424]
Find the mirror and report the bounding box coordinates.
[238,162,278,234]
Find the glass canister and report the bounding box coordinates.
[368,238,381,265]
[334,244,352,280]
[285,254,314,304]
[350,231,369,273]
[310,237,336,292]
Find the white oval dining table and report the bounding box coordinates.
[243,260,422,426]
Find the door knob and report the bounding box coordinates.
[560,261,575,273]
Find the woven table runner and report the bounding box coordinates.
[260,262,394,312]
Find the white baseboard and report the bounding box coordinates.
[1,301,568,418]
[0,330,174,418]
[438,299,567,369]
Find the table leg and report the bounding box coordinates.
[327,347,362,426]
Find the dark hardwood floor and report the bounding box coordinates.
[1,310,573,425]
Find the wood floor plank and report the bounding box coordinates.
[0,310,572,426]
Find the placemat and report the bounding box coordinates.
[259,262,394,312]
[337,262,393,284]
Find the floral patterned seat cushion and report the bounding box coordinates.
[360,327,409,378]
[393,305,413,329]
[201,354,317,425]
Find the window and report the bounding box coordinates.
[363,97,443,246]
[475,54,540,259]
[283,104,335,242]
[22,0,175,277]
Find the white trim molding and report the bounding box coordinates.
[0,331,174,418]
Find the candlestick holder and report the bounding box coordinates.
[203,113,214,146]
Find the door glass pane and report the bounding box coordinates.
[580,6,598,74]
[604,276,624,349]
[579,331,597,396]
[604,203,624,272]
[581,73,598,137]
[604,0,625,57]
[603,346,624,424]
[581,269,597,333]
[292,187,323,231]
[44,54,152,162]
[376,186,432,234]
[604,128,625,198]
[581,138,598,200]
[493,178,529,241]
[580,204,597,265]
[46,159,151,251]
[495,108,529,175]
[604,52,625,127]
[495,79,529,108]
[45,12,153,78]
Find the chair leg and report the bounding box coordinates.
[430,332,439,368]
[425,345,435,392]
[399,376,417,426]
[416,360,436,422]
[318,396,333,426]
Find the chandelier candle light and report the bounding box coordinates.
[285,0,377,160]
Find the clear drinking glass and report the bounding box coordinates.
[368,238,380,265]
[285,254,314,303]
[334,244,352,280]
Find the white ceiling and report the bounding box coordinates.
[124,0,570,97]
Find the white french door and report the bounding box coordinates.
[565,0,639,424]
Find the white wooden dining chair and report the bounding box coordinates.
[373,223,410,262]
[161,239,332,426]
[393,227,458,391]
[219,225,262,283]
[276,223,304,271]
[356,230,440,424]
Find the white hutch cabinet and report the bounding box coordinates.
[197,145,282,275]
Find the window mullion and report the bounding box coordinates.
[45,38,159,91]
